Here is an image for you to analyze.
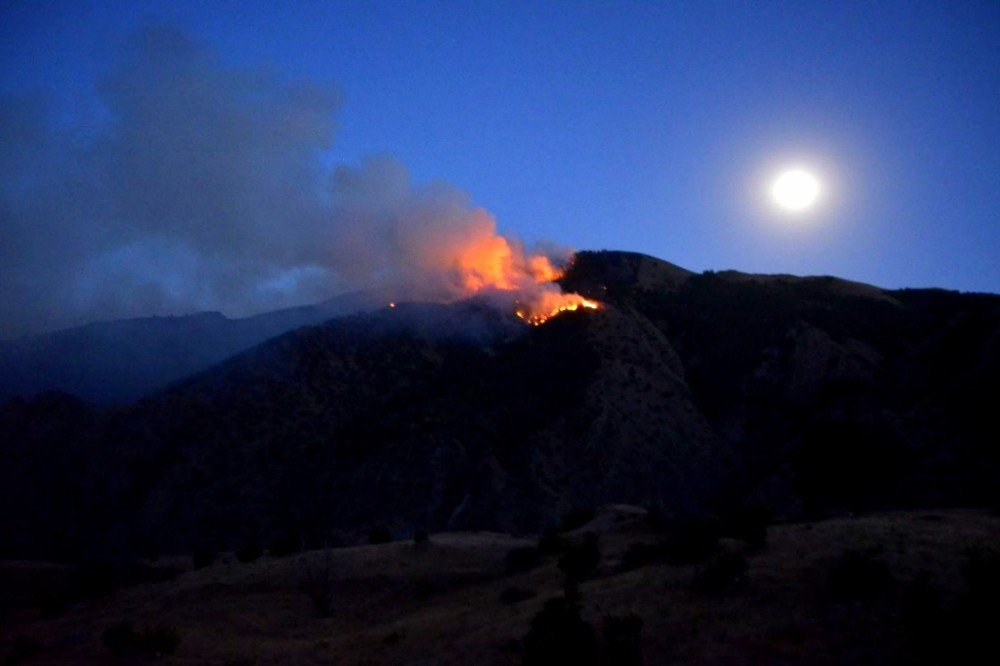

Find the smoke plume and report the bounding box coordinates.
[0,25,579,339]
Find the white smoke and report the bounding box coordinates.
[0,25,570,339]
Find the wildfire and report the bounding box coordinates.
[446,238,602,324]
[381,202,600,324]
[515,292,600,325]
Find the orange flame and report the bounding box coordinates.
[387,204,599,323]
[515,292,600,325]
[445,232,600,324]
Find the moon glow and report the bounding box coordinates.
[772,169,820,211]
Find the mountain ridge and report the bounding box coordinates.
[0,289,379,404]
[1,250,998,561]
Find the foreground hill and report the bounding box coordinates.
[1,250,998,562]
[2,508,997,664]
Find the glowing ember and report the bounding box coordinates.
[515,293,600,326]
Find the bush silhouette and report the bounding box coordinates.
[827,549,893,602]
[619,542,666,572]
[235,542,263,563]
[952,547,1000,660]
[101,623,180,657]
[300,554,337,617]
[138,626,181,655]
[662,518,720,565]
[558,533,600,581]
[101,623,135,658]
[505,547,542,575]
[962,547,1000,608]
[269,533,302,557]
[368,527,392,545]
[537,528,565,556]
[560,508,596,532]
[522,596,597,665]
[500,586,537,604]
[602,613,644,665]
[413,530,429,544]
[721,505,771,550]
[70,560,120,599]
[120,561,181,587]
[900,573,947,661]
[4,636,42,664]
[693,552,746,595]
[192,548,215,570]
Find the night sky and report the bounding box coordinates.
[2,1,998,338]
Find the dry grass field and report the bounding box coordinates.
[2,507,997,664]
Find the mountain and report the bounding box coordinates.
[0,290,379,404]
[1,250,998,562]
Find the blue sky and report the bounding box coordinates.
[1,1,998,334]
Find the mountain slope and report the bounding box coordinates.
[1,250,998,561]
[0,290,378,404]
[566,251,1000,515]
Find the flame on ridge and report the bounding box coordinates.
[514,294,601,326]
[382,203,599,324]
[446,234,600,324]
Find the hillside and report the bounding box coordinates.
[2,508,997,664]
[0,290,377,404]
[1,251,999,563]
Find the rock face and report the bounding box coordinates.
[1,250,998,560]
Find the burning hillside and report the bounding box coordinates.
[378,202,601,325]
[514,289,600,325]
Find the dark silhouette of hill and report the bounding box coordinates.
[1,250,998,562]
[0,290,378,404]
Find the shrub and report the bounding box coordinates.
[619,542,666,572]
[4,636,42,664]
[413,530,429,545]
[962,547,1000,607]
[602,614,644,666]
[900,572,947,660]
[138,626,181,655]
[505,547,542,575]
[645,504,667,532]
[693,552,747,595]
[122,562,181,586]
[192,548,216,570]
[522,597,597,665]
[500,586,537,605]
[409,578,437,601]
[101,623,180,657]
[269,533,302,558]
[558,533,600,581]
[101,623,136,658]
[954,547,1000,656]
[70,560,120,599]
[235,542,263,564]
[560,508,596,532]
[537,529,565,556]
[827,549,893,602]
[721,505,771,550]
[368,527,392,545]
[661,519,719,565]
[300,554,337,617]
[901,572,943,631]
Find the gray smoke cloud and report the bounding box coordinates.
[0,25,567,339]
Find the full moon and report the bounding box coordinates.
[772,169,820,211]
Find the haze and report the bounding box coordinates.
[1,1,998,338]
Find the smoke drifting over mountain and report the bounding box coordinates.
[0,26,572,339]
